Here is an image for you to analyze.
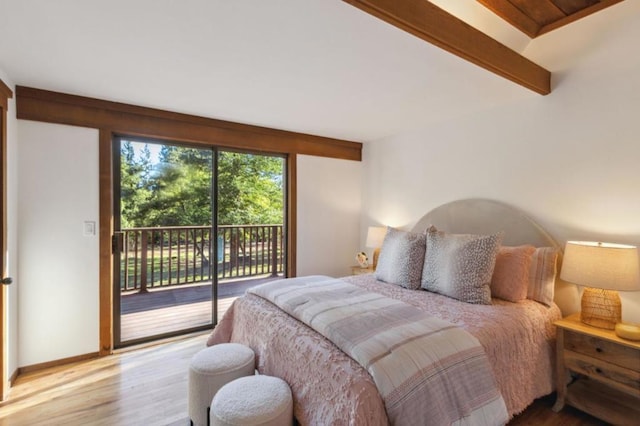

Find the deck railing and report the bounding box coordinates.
[119,225,284,293]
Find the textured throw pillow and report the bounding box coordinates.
[421,229,503,304]
[527,247,558,306]
[490,245,536,302]
[374,227,426,290]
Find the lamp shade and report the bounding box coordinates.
[366,226,387,248]
[560,241,640,291]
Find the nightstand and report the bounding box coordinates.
[553,313,640,424]
[350,265,374,275]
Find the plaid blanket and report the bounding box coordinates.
[248,276,508,425]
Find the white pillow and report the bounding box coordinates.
[375,227,426,290]
[421,228,503,305]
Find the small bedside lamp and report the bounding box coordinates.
[560,241,640,331]
[366,226,387,270]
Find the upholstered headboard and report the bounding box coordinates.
[412,199,578,315]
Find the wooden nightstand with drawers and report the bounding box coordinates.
[553,313,640,424]
[350,265,374,276]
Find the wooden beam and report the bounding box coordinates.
[342,0,551,95]
[15,86,362,161]
[0,80,12,110]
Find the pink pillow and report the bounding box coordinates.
[491,245,536,302]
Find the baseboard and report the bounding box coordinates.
[18,352,100,375]
[9,368,18,386]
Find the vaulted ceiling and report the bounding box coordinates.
[343,0,625,95]
[0,1,636,142]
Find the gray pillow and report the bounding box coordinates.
[374,227,426,290]
[421,228,503,304]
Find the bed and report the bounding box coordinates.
[207,199,567,425]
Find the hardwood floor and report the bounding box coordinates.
[0,332,609,426]
[0,333,209,426]
[509,394,608,426]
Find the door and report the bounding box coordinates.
[113,138,287,346]
[0,80,13,400]
[114,138,215,346]
[215,150,286,316]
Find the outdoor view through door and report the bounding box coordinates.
[114,138,286,346]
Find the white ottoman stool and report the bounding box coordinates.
[188,343,255,426]
[210,375,293,426]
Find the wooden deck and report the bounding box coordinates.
[120,275,280,343]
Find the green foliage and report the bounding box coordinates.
[120,141,152,228]
[120,141,284,228]
[217,152,284,225]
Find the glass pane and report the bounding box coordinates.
[118,139,213,344]
[216,151,286,318]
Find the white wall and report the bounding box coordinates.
[0,67,19,382]
[17,121,99,366]
[361,8,640,323]
[297,155,362,277]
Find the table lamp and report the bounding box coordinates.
[560,241,640,331]
[366,226,387,270]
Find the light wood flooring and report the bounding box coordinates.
[0,333,608,426]
[1,333,209,426]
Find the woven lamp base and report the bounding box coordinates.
[580,287,621,330]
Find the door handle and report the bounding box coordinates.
[1,277,12,285]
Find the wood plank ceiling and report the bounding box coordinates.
[477,0,624,38]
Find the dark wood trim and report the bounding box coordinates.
[538,0,625,36]
[287,154,297,278]
[342,0,551,95]
[0,80,12,110]
[17,352,100,375]
[0,78,13,401]
[15,86,362,161]
[98,130,114,356]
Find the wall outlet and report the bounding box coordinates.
[83,221,96,236]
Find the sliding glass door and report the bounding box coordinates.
[113,137,286,346]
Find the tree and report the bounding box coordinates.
[120,141,152,228]
[120,142,284,228]
[217,152,284,226]
[139,146,213,226]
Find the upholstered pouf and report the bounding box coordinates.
[188,343,255,426]
[210,375,293,426]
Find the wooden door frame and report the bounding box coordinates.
[0,79,14,400]
[99,133,300,353]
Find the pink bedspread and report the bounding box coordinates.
[208,274,561,425]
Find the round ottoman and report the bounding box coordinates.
[188,343,255,426]
[210,375,293,426]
